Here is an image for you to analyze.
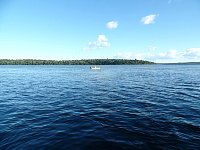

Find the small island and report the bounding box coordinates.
[0,59,154,65]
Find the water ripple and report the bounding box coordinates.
[0,65,200,149]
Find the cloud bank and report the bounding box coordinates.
[183,48,200,59]
[115,48,200,62]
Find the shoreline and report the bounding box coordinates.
[0,59,154,65]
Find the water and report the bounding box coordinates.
[0,65,200,150]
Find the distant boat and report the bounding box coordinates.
[90,66,100,70]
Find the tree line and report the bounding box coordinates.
[0,59,154,65]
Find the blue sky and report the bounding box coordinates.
[0,0,200,62]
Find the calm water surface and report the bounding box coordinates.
[0,65,200,150]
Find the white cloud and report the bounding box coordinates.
[83,35,110,50]
[141,14,159,25]
[157,49,181,59]
[114,49,181,62]
[152,48,200,60]
[184,48,200,58]
[106,21,118,29]
[114,48,200,62]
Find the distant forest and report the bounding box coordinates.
[0,59,154,65]
[161,62,200,65]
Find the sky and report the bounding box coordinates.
[0,0,200,63]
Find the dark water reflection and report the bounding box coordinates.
[0,65,200,149]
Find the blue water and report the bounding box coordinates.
[0,65,200,150]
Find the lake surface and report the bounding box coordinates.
[0,65,200,150]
